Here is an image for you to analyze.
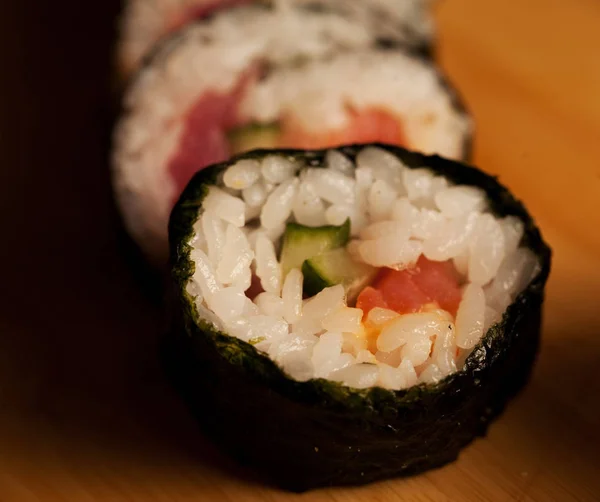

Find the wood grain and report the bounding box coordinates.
[1,0,599,500]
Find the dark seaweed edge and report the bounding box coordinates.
[168,145,551,414]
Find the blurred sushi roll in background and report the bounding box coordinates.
[112,1,471,264]
[116,0,437,80]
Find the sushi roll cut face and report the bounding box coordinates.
[167,145,551,490]
[117,0,436,79]
[113,3,471,264]
[177,146,541,388]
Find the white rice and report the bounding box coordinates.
[185,147,539,390]
[216,224,254,285]
[255,234,282,294]
[223,158,261,189]
[260,178,298,230]
[293,181,328,227]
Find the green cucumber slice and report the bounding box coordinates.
[302,248,377,301]
[280,219,350,277]
[227,123,280,154]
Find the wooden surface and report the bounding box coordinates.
[1,0,599,500]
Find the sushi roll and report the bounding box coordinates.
[165,145,551,491]
[116,0,436,80]
[112,2,472,265]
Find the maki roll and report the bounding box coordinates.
[165,145,551,491]
[117,0,436,80]
[112,2,471,264]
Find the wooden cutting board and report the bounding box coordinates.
[1,0,599,500]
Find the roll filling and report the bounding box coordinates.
[180,146,540,388]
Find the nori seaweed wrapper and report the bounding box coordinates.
[163,145,551,492]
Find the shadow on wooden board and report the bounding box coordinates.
[0,0,264,493]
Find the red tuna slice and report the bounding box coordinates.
[168,66,259,206]
[372,268,431,315]
[357,258,463,318]
[356,287,389,318]
[167,0,255,35]
[409,256,462,316]
[279,107,406,150]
